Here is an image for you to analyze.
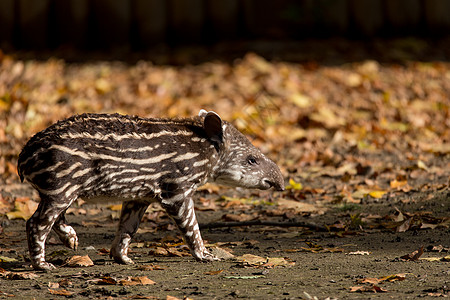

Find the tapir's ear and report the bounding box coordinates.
[204,111,223,143]
[198,109,208,118]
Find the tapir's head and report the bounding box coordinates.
[199,109,284,191]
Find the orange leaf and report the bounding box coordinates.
[65,255,94,267]
[204,269,224,275]
[119,276,156,286]
[48,289,74,296]
[390,179,408,189]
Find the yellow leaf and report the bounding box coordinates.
[108,204,122,211]
[417,160,429,171]
[289,93,311,108]
[368,191,387,199]
[6,198,38,220]
[286,178,302,190]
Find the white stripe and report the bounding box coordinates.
[50,144,178,165]
[72,168,92,178]
[164,171,205,184]
[59,129,192,142]
[178,201,186,217]
[172,152,199,162]
[115,171,171,183]
[65,184,81,198]
[90,144,155,153]
[193,159,209,167]
[57,162,82,178]
[27,161,64,179]
[38,182,72,196]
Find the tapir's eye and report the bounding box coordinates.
[247,156,258,165]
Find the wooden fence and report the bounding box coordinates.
[0,0,450,50]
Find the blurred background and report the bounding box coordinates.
[1,0,450,62]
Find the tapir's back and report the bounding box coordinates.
[18,113,216,200]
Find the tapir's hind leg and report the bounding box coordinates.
[110,200,150,264]
[27,194,75,270]
[52,210,78,250]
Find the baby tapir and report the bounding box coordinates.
[17,109,284,270]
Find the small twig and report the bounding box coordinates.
[199,220,327,232]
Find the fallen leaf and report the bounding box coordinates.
[237,254,266,266]
[350,285,388,293]
[277,198,325,213]
[119,276,156,286]
[0,256,17,263]
[368,190,387,199]
[347,251,370,255]
[208,246,235,259]
[48,289,74,296]
[48,282,59,289]
[400,246,424,261]
[420,257,443,262]
[108,204,122,211]
[417,160,429,171]
[285,178,303,190]
[390,179,408,189]
[5,198,38,220]
[96,277,118,285]
[4,272,38,280]
[204,269,224,275]
[263,257,295,267]
[377,273,407,282]
[65,255,94,267]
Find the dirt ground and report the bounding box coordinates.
[1,180,449,300]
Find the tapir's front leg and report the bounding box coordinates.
[161,196,217,261]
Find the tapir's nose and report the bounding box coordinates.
[264,179,285,191]
[267,160,285,191]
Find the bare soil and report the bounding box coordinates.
[1,183,449,300]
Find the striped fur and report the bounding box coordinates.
[18,111,284,270]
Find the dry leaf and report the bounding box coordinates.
[285,178,303,190]
[347,251,370,255]
[208,246,235,259]
[390,179,408,189]
[400,246,424,261]
[65,255,94,267]
[204,269,224,275]
[6,198,38,220]
[5,272,38,280]
[237,254,266,266]
[48,282,59,289]
[263,257,295,267]
[48,289,74,296]
[350,285,388,293]
[119,276,156,286]
[277,198,325,213]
